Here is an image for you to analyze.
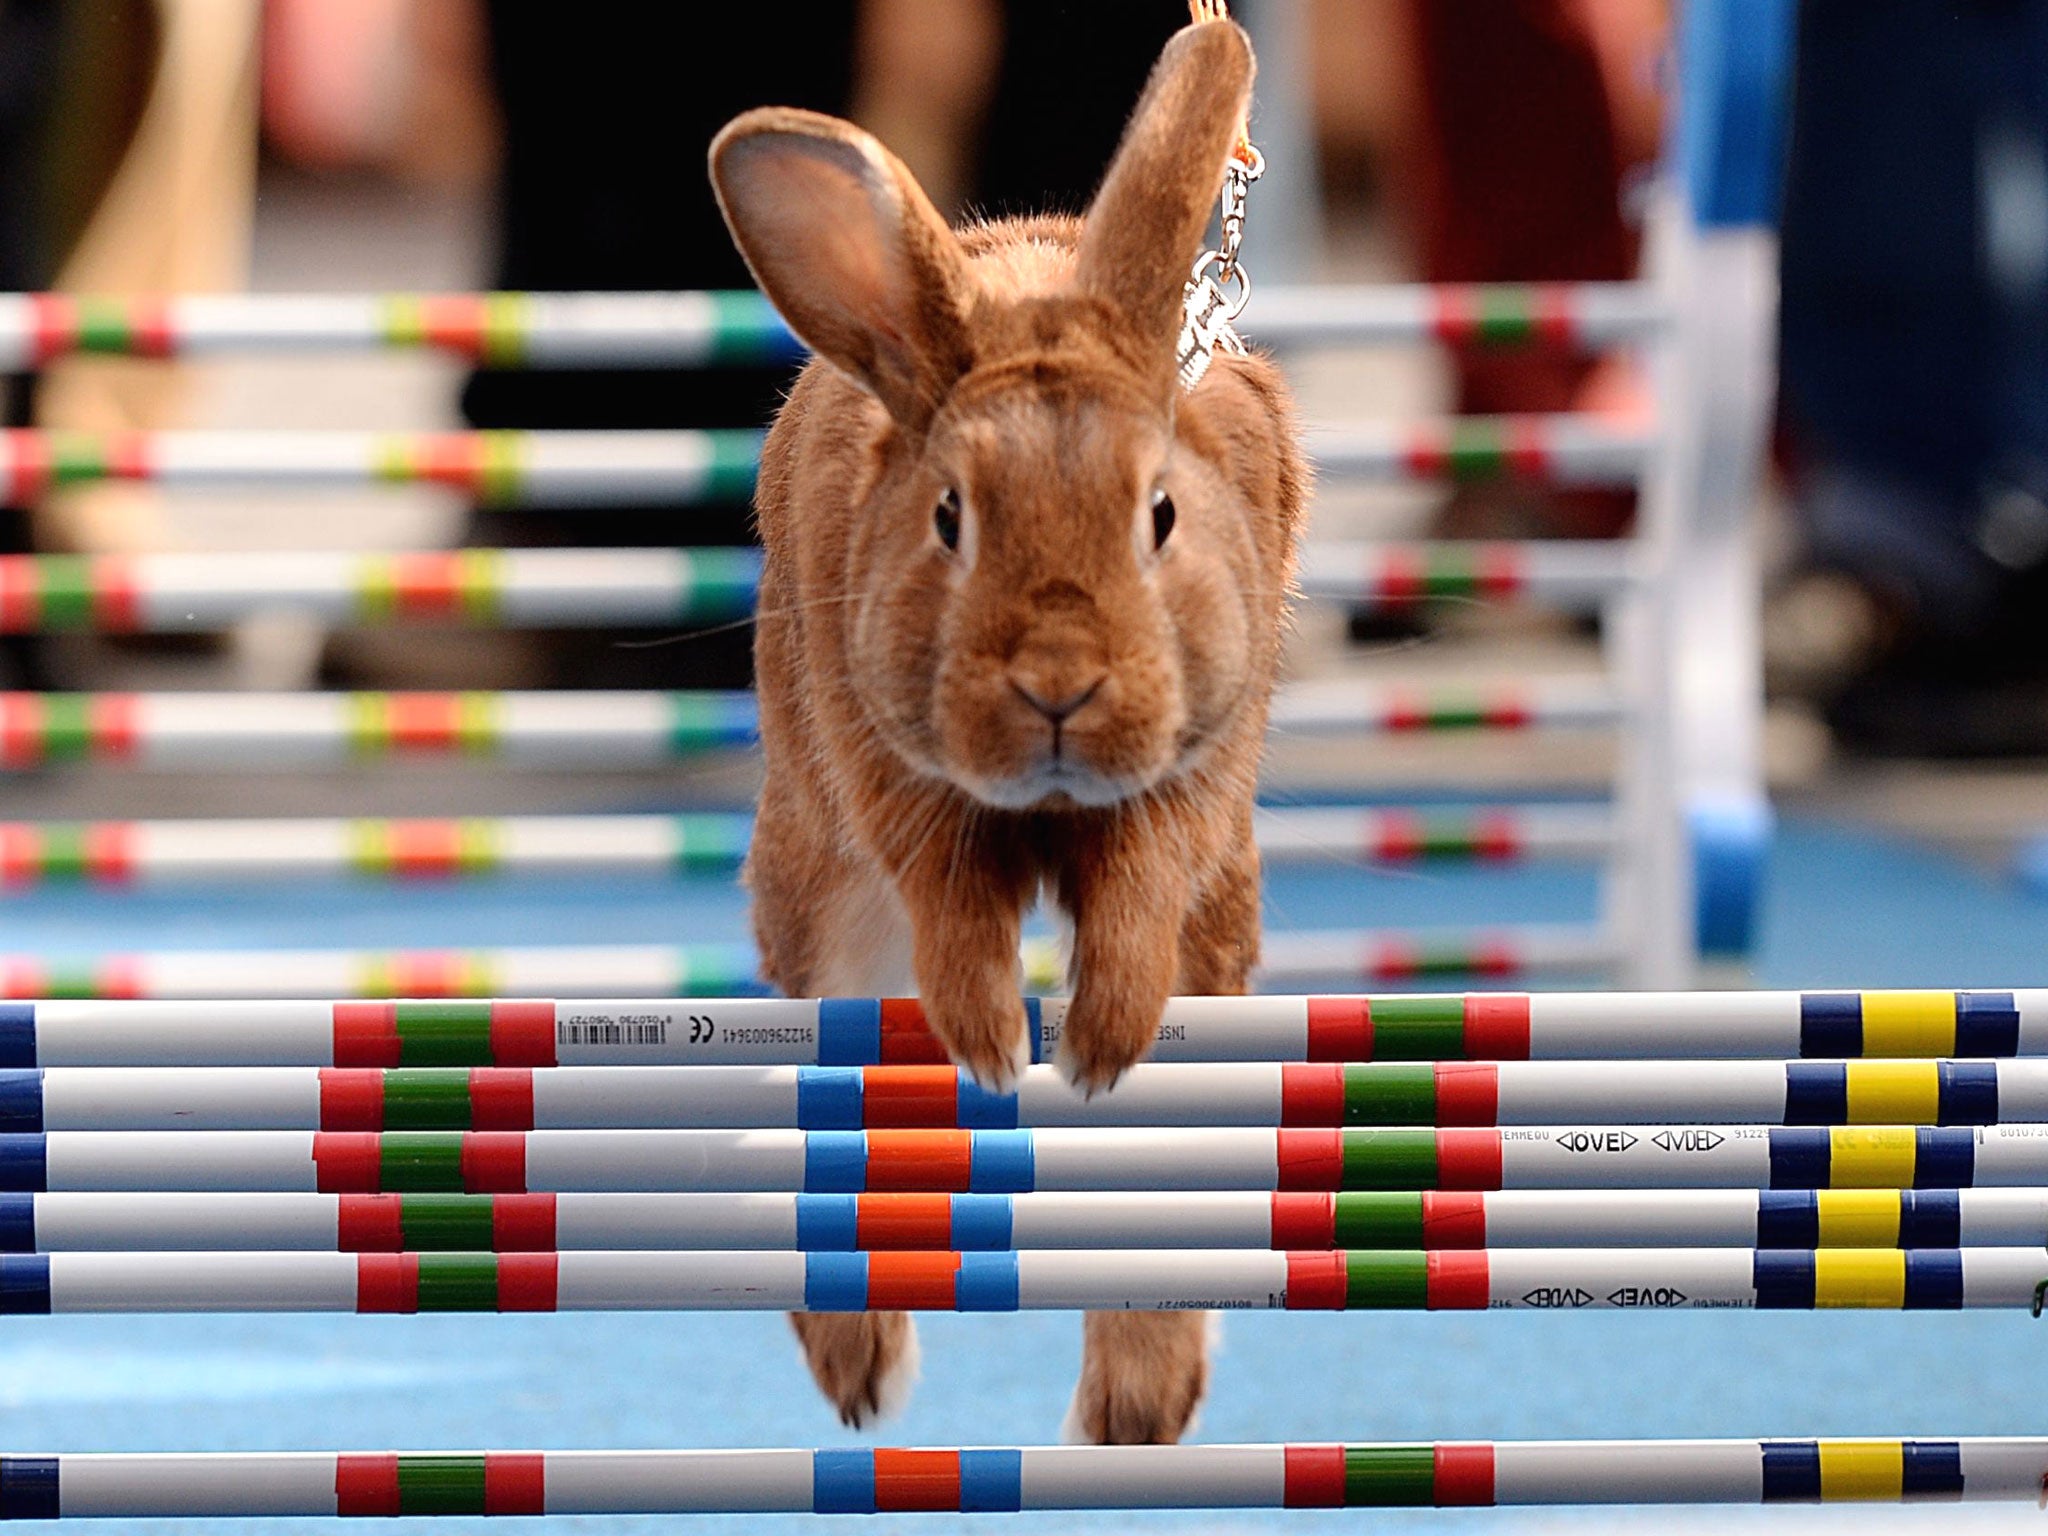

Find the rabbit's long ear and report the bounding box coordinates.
[711,109,974,430]
[1077,22,1253,369]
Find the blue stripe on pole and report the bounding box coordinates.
[795,1194,858,1251]
[951,1194,1012,1251]
[1799,994,1860,1059]
[811,1450,875,1515]
[1023,999,1044,1065]
[0,1073,39,1134]
[0,1255,49,1314]
[956,1080,1017,1132]
[1760,1440,1821,1501]
[959,1449,1024,1513]
[816,1000,880,1068]
[0,1007,32,1070]
[1677,0,1795,229]
[969,1132,1034,1193]
[796,1069,862,1132]
[1755,1191,1817,1247]
[1915,1129,1975,1188]
[804,1132,866,1193]
[1903,1250,1964,1309]
[803,1252,868,1311]
[956,1252,1020,1312]
[1899,1191,1961,1248]
[0,1194,31,1254]
[1768,1129,1829,1189]
[0,1136,46,1193]
[1957,993,2021,1057]
[1901,1441,1966,1499]
[1783,1064,1846,1125]
[1937,1062,1998,1126]
[0,1458,57,1520]
[1752,1250,1814,1308]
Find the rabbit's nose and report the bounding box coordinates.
[1008,670,1106,724]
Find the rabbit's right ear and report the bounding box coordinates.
[711,109,975,431]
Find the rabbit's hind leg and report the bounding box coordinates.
[790,1313,921,1429]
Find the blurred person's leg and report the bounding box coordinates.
[1778,0,2048,755]
[456,5,861,690]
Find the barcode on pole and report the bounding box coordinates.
[556,1018,670,1046]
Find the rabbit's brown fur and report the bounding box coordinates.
[712,20,1305,1443]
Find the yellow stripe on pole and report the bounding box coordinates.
[1828,1128,1919,1189]
[1817,1439,1906,1499]
[1860,991,1956,1056]
[1844,1062,1940,1125]
[1814,1191,1902,1248]
[1813,1251,1907,1309]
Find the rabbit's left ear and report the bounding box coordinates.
[1076,22,1253,371]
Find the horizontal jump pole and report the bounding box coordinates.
[6,1188,2048,1254]
[0,689,758,769]
[0,1124,2033,1194]
[0,429,763,507]
[0,1244,2043,1313]
[2,1059,2046,1133]
[0,804,1611,888]
[0,542,1629,633]
[0,926,1618,1001]
[0,678,1621,772]
[0,1435,2033,1518]
[0,547,763,632]
[0,421,1645,505]
[0,990,2029,1069]
[0,281,1661,368]
[1295,539,1635,612]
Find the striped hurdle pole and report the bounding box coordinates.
[0,1124,2039,1194]
[1247,280,1667,349]
[4,1059,2048,1133]
[1267,678,1623,734]
[0,543,1634,632]
[0,1435,2033,1518]
[0,429,763,507]
[0,291,803,367]
[7,989,2022,1069]
[0,804,1613,889]
[0,689,758,769]
[0,927,1616,1001]
[0,1243,2044,1313]
[1305,416,1652,486]
[1295,540,1636,612]
[7,1188,2048,1254]
[0,548,763,632]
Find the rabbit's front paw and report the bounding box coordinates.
[927,996,1033,1094]
[790,1312,920,1428]
[1054,986,1164,1095]
[1064,1311,1210,1444]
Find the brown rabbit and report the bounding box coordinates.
[710,19,1305,1444]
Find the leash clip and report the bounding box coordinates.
[1178,146,1262,391]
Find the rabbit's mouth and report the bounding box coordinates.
[965,758,1140,811]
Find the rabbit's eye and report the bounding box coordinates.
[1151,487,1176,550]
[934,488,961,551]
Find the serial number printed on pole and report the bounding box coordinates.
[556,1013,677,1046]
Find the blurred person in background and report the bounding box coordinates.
[1773,0,2048,758]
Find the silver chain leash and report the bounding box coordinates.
[1177,145,1263,391]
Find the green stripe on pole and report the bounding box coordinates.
[1369,998,1466,1059]
[41,695,92,760]
[1338,1129,1438,1190]
[416,1254,500,1311]
[37,557,93,629]
[1416,816,1484,858]
[1344,1445,1438,1505]
[680,547,760,623]
[37,825,87,882]
[673,816,750,874]
[705,431,762,501]
[1343,1065,1437,1126]
[1331,1192,1427,1248]
[708,291,788,365]
[382,1070,474,1130]
[396,1455,488,1516]
[1476,288,1537,345]
[49,434,107,485]
[1425,695,1491,730]
[1344,1250,1430,1309]
[379,1133,466,1192]
[401,1194,497,1251]
[393,1003,493,1066]
[43,963,100,1000]
[1443,424,1507,482]
[1410,943,1497,976]
[1421,548,1479,598]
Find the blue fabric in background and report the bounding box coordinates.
[0,816,2041,1533]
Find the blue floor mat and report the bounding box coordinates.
[0,814,2040,1532]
